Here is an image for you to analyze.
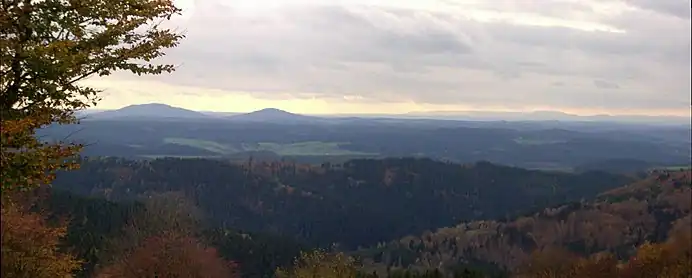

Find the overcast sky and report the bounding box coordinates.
[86,0,691,116]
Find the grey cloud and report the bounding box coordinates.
[624,0,691,19]
[120,1,691,111]
[516,61,546,68]
[486,22,687,66]
[377,31,472,55]
[445,0,597,20]
[173,5,474,72]
[297,7,474,62]
[593,80,621,89]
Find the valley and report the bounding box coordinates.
[42,104,692,173]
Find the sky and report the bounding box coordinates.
[86,0,692,116]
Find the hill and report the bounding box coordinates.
[228,108,321,123]
[573,158,657,175]
[86,103,210,120]
[356,169,691,275]
[51,157,632,249]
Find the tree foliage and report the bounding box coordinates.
[0,114,82,193]
[619,228,691,278]
[1,0,183,121]
[94,191,240,278]
[515,238,691,278]
[1,0,183,193]
[276,249,359,278]
[1,201,81,278]
[360,170,690,273]
[106,191,203,257]
[96,231,238,278]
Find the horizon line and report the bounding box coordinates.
[85,103,692,118]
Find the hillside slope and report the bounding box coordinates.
[35,189,306,278]
[357,170,691,274]
[228,108,320,123]
[52,157,632,248]
[87,103,210,119]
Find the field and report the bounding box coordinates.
[163,138,235,154]
[513,137,566,145]
[163,138,377,156]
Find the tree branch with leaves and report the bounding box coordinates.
[1,0,184,193]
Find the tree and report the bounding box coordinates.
[1,201,81,277]
[1,0,183,277]
[515,247,580,278]
[570,253,619,278]
[126,192,202,236]
[620,240,692,278]
[276,249,359,278]
[101,192,203,265]
[95,191,240,278]
[95,231,238,278]
[1,0,184,193]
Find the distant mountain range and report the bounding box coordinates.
[80,103,691,126]
[82,104,320,124]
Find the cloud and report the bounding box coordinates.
[623,0,691,19]
[593,80,621,89]
[104,0,691,115]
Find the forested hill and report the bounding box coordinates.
[357,170,691,275]
[52,157,632,248]
[34,189,307,278]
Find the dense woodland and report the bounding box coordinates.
[51,157,633,248]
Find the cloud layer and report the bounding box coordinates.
[104,0,691,115]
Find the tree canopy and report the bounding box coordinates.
[1,0,183,193]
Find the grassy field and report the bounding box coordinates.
[253,142,374,156]
[513,137,566,145]
[163,138,377,156]
[163,138,238,154]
